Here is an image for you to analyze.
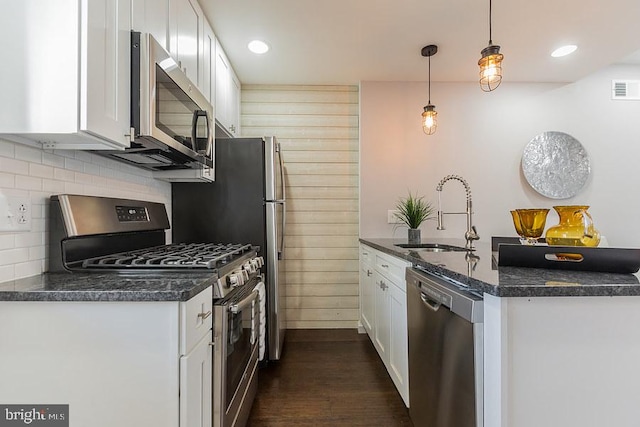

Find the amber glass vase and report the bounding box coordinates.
[511,209,549,245]
[545,205,600,247]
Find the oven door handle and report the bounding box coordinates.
[230,290,258,314]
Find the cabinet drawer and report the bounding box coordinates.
[180,286,213,355]
[360,244,376,265]
[376,252,410,289]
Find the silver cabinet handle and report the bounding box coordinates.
[198,310,212,320]
[379,281,388,290]
[381,264,389,268]
[367,270,372,277]
[363,252,369,255]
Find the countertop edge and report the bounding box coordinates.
[359,238,640,298]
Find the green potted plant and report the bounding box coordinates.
[394,192,435,244]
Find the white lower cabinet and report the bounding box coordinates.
[359,247,375,335]
[0,287,213,427]
[360,244,410,406]
[180,333,213,427]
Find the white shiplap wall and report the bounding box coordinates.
[241,85,359,329]
[0,139,171,283]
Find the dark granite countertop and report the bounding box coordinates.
[360,237,640,297]
[0,271,217,302]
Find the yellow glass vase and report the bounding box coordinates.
[545,205,600,247]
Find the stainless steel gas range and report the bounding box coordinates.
[48,194,262,427]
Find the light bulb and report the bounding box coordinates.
[422,105,437,135]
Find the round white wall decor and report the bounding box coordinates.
[521,131,591,199]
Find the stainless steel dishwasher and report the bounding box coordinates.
[406,267,484,427]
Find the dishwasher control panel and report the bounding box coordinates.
[420,283,452,307]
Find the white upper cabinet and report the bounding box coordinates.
[0,0,132,150]
[202,22,216,104]
[215,39,241,137]
[132,0,170,50]
[170,0,204,90]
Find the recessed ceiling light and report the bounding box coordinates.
[248,40,269,54]
[551,45,577,58]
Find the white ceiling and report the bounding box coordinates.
[201,0,640,86]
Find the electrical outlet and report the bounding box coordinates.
[0,194,31,232]
[387,209,401,224]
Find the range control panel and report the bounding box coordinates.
[116,206,150,222]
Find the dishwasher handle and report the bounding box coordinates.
[420,292,441,312]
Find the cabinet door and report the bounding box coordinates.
[172,0,201,86]
[373,271,390,359]
[215,38,230,129]
[228,68,241,136]
[202,23,216,104]
[180,333,213,427]
[388,282,409,406]
[82,0,131,148]
[132,0,169,50]
[360,257,375,336]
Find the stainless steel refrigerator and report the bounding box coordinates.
[172,136,287,361]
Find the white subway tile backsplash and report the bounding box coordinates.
[29,246,45,260]
[15,145,43,163]
[29,163,54,179]
[53,168,75,182]
[0,157,29,175]
[42,179,65,193]
[14,260,42,279]
[0,248,30,266]
[0,265,14,283]
[42,151,65,168]
[15,175,42,191]
[0,142,15,158]
[15,233,42,248]
[0,172,15,188]
[0,139,171,283]
[64,157,85,173]
[64,182,85,194]
[74,150,93,163]
[0,235,14,250]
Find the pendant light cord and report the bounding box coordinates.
[489,0,493,45]
[428,55,431,104]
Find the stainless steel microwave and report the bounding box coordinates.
[100,32,214,172]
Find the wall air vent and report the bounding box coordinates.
[611,80,640,100]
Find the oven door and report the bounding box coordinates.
[213,280,261,427]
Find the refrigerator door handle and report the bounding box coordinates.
[276,200,286,259]
[277,141,286,202]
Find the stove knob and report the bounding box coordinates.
[250,259,260,270]
[255,256,264,267]
[241,269,249,280]
[228,272,244,287]
[243,261,255,274]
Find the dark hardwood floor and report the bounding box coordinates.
[247,329,413,426]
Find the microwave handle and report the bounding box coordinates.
[191,110,213,158]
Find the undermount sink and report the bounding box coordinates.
[394,243,468,252]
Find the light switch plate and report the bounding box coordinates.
[0,194,31,232]
[387,209,401,224]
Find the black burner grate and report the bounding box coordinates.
[82,243,254,270]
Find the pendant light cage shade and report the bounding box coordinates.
[479,44,504,92]
[421,44,438,135]
[422,105,437,135]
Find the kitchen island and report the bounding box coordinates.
[360,237,640,427]
[0,273,214,427]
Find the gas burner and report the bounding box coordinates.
[82,243,255,270]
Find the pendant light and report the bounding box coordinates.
[421,44,438,135]
[478,0,504,92]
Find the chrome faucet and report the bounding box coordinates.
[436,175,479,250]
